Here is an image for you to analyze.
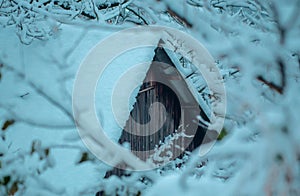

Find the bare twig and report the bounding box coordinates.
[126,6,149,25]
[257,59,286,94]
[166,7,193,28]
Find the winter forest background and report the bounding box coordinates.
[0,0,300,195]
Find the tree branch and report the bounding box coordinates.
[256,59,286,94]
[166,7,193,28]
[2,63,75,125]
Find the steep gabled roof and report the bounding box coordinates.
[104,41,212,178]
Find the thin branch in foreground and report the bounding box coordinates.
[0,103,75,130]
[256,59,286,94]
[126,6,149,25]
[257,76,283,94]
[2,63,75,124]
[166,7,193,28]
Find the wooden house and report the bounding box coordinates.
[104,42,211,178]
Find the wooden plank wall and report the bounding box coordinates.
[104,47,208,178]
